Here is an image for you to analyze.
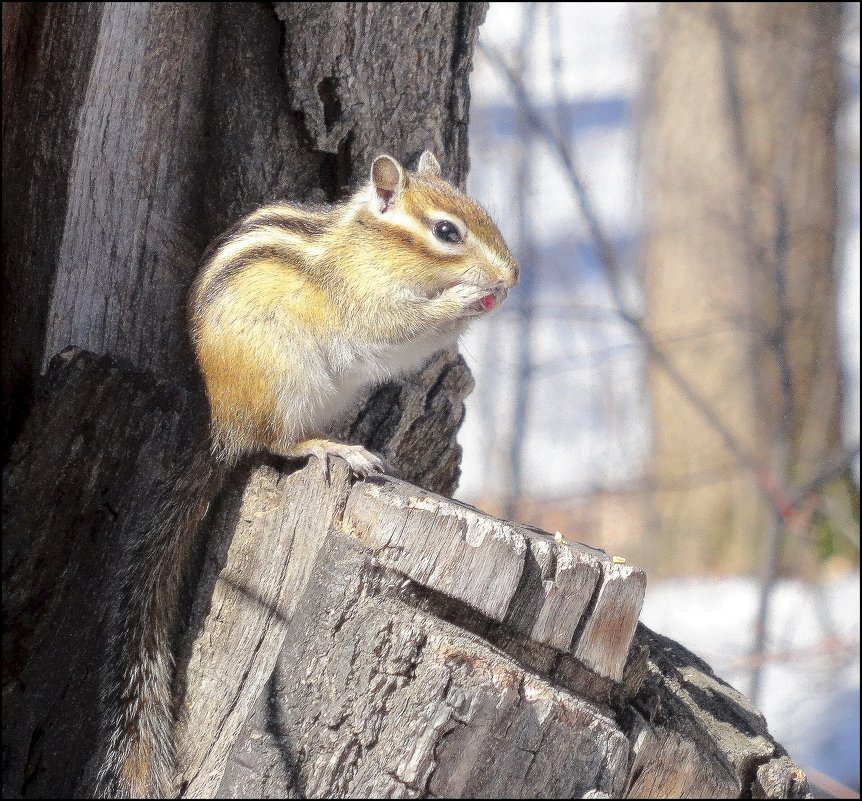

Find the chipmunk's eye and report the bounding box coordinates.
[433,220,463,244]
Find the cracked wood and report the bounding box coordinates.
[3,350,811,798]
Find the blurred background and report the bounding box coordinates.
[457,3,860,796]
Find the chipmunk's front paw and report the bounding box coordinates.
[442,282,508,315]
[278,438,387,483]
[327,443,386,479]
[305,442,386,482]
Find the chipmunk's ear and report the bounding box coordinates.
[417,150,441,177]
[371,155,406,213]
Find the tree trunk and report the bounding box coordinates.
[3,2,811,798]
[640,3,845,572]
[3,349,810,798]
[2,1,483,471]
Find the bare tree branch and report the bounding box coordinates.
[477,36,853,527]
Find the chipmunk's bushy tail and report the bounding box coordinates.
[96,443,230,798]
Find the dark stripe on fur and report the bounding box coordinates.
[187,209,327,323]
[357,215,463,265]
[192,244,303,317]
[240,213,327,239]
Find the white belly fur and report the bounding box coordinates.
[275,323,467,442]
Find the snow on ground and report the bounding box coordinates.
[640,572,861,791]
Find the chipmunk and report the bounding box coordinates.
[96,151,518,798]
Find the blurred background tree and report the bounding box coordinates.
[462,2,859,794]
[641,2,854,577]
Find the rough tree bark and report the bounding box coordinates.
[2,1,481,459]
[3,2,811,799]
[4,349,810,798]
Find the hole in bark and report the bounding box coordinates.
[21,725,45,795]
[317,131,353,203]
[317,77,341,132]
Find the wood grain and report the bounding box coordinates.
[2,351,812,798]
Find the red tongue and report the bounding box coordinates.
[480,294,496,311]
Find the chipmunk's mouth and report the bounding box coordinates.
[427,282,508,314]
[471,284,508,314]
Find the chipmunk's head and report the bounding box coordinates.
[363,151,519,311]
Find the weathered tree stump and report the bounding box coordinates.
[2,350,810,799]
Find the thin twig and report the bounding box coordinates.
[477,37,854,523]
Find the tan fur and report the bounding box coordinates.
[120,744,151,794]
[103,152,517,798]
[190,152,518,462]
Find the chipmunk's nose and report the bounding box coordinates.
[501,262,520,287]
[492,282,509,304]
